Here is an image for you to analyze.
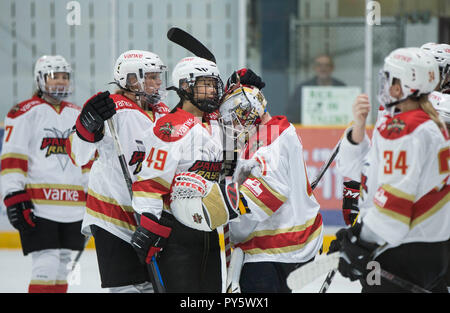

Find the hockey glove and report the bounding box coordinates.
[4,190,36,232]
[342,181,360,226]
[336,223,378,281]
[225,68,265,92]
[131,213,172,264]
[76,91,116,142]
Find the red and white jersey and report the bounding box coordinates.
[66,94,169,242]
[1,96,87,223]
[230,116,323,264]
[362,109,449,247]
[339,109,449,248]
[132,108,223,219]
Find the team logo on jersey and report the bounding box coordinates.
[128,140,146,175]
[192,213,203,224]
[188,160,222,181]
[129,151,145,175]
[386,118,406,134]
[160,122,175,137]
[40,127,72,171]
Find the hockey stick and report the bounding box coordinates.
[310,139,341,190]
[167,27,216,63]
[70,235,91,272]
[106,119,166,293]
[287,251,432,293]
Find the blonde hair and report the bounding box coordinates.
[418,94,446,132]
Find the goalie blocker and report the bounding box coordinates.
[171,172,249,231]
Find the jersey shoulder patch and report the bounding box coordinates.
[110,94,140,112]
[153,108,198,142]
[7,96,45,119]
[378,109,431,140]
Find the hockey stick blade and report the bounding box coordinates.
[287,252,340,291]
[167,27,216,63]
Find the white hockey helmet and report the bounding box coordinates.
[421,43,450,92]
[218,85,267,139]
[170,56,223,113]
[429,91,450,125]
[34,55,73,100]
[113,50,168,105]
[378,47,439,114]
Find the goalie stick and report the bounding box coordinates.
[167,27,216,63]
[106,119,166,293]
[287,251,432,293]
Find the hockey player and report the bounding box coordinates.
[0,55,88,293]
[66,50,170,293]
[129,56,238,292]
[171,69,324,292]
[334,47,449,293]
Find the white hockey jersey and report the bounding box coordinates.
[66,94,169,242]
[337,109,449,249]
[131,108,224,219]
[1,96,88,223]
[230,116,323,264]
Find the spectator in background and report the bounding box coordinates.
[287,54,346,123]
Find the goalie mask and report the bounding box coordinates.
[170,56,224,113]
[113,50,168,108]
[218,85,267,139]
[378,47,439,116]
[34,55,73,100]
[421,43,450,93]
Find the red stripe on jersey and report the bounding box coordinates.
[1,157,28,173]
[28,284,67,293]
[81,158,95,171]
[133,178,170,195]
[27,187,86,203]
[237,213,322,252]
[242,177,285,213]
[86,194,138,227]
[375,186,414,218]
[412,184,450,221]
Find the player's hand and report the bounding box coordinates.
[352,94,371,127]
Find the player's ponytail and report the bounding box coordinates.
[418,94,447,132]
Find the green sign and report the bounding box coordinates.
[301,86,361,125]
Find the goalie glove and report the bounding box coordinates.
[131,213,172,264]
[342,181,360,226]
[4,190,36,232]
[170,172,250,231]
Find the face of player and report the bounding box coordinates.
[45,72,70,93]
[144,72,162,95]
[193,77,219,102]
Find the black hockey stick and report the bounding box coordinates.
[106,119,166,293]
[310,139,341,190]
[167,27,216,63]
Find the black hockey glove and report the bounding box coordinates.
[342,181,360,226]
[131,213,172,264]
[4,190,36,232]
[76,91,116,142]
[336,223,379,281]
[225,68,265,92]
